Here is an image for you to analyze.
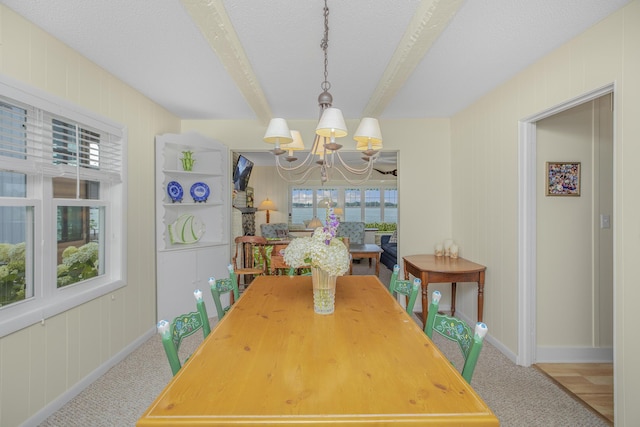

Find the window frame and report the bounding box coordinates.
[0,75,127,337]
[289,185,398,225]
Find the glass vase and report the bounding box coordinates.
[181,151,195,171]
[311,267,337,314]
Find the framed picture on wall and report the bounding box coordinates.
[546,161,581,196]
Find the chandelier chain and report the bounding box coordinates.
[321,0,330,93]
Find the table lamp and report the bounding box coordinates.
[308,217,323,229]
[258,198,277,223]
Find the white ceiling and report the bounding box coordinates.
[1,0,630,123]
[0,0,630,168]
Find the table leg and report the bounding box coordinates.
[420,277,429,327]
[451,282,457,318]
[478,271,485,322]
[375,254,380,276]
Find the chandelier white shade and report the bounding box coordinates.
[354,118,382,146]
[284,130,305,161]
[264,118,293,155]
[287,131,305,151]
[316,107,348,138]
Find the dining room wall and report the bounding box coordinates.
[0,5,180,426]
[449,1,639,424]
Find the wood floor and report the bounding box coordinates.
[534,363,613,425]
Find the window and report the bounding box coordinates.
[383,188,398,223]
[344,188,361,222]
[290,186,397,225]
[0,77,125,336]
[291,188,313,225]
[364,188,380,223]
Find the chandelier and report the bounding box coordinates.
[263,0,383,185]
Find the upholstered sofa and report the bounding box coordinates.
[380,233,397,271]
[260,223,292,239]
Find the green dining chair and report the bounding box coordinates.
[209,264,240,320]
[287,267,312,276]
[424,290,488,383]
[158,289,211,376]
[388,264,421,315]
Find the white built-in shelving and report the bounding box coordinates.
[155,132,230,322]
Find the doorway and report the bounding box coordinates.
[535,95,613,362]
[518,87,615,423]
[517,84,615,367]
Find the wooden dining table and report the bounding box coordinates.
[137,275,498,426]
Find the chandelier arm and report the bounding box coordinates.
[328,160,377,185]
[333,150,379,175]
[275,149,317,172]
[275,161,322,184]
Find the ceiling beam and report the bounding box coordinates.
[363,0,464,118]
[181,0,272,124]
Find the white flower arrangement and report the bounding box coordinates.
[283,208,350,277]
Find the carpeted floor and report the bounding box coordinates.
[39,264,610,426]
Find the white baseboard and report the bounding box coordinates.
[486,334,518,363]
[21,327,156,427]
[536,346,613,363]
[449,310,612,364]
[454,310,518,364]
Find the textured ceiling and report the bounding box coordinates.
[0,0,630,124]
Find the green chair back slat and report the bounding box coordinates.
[209,264,240,320]
[388,264,421,315]
[424,290,488,383]
[287,267,312,276]
[158,289,211,376]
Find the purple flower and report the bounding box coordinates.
[322,207,340,245]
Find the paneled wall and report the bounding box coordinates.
[450,1,639,424]
[0,6,179,426]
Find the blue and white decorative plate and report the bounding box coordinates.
[167,181,183,203]
[190,182,210,203]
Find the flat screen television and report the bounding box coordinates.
[233,154,254,191]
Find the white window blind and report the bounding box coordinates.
[0,95,122,183]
